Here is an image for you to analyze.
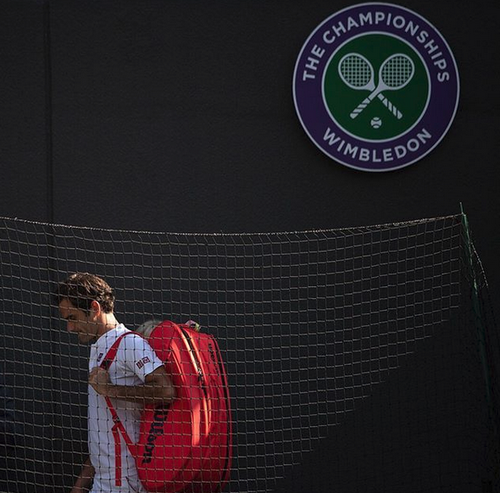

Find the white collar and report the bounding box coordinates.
[91,324,129,349]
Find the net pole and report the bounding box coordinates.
[460,204,492,406]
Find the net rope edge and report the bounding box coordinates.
[0,214,462,238]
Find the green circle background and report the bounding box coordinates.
[324,34,429,141]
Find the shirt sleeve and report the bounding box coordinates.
[120,333,164,382]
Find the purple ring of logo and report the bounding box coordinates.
[293,3,460,172]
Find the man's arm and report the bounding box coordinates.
[89,365,176,403]
[70,457,94,493]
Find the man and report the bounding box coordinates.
[56,273,175,493]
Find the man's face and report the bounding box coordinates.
[59,298,98,343]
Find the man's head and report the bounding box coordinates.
[56,273,117,343]
[136,319,162,339]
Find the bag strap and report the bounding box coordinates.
[100,331,134,370]
[100,331,137,486]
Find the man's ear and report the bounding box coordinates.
[90,300,101,315]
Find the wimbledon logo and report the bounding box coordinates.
[293,3,460,172]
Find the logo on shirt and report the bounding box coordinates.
[136,356,151,369]
[292,3,459,171]
[97,352,104,363]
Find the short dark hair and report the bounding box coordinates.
[55,273,115,314]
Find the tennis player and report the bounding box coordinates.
[56,273,175,493]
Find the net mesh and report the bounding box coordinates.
[0,215,499,493]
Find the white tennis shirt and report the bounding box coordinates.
[88,325,163,493]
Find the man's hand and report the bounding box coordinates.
[70,457,94,492]
[88,367,111,396]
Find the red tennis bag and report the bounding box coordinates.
[102,321,232,493]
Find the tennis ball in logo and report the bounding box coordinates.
[371,117,382,129]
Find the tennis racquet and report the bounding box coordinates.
[338,53,414,120]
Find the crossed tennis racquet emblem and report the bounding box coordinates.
[338,53,415,120]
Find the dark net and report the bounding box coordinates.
[0,214,498,492]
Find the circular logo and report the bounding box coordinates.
[293,3,460,172]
